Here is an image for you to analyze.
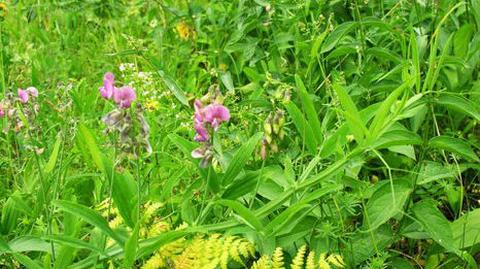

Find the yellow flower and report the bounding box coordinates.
[176,21,196,40]
[0,2,7,18]
[145,99,160,111]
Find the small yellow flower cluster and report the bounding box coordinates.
[175,20,196,41]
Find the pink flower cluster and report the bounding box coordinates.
[193,100,230,142]
[0,86,39,119]
[18,87,38,104]
[99,72,136,109]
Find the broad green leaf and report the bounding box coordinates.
[320,21,357,53]
[78,124,105,172]
[347,224,394,266]
[429,136,479,162]
[453,24,474,57]
[332,83,367,143]
[221,71,234,91]
[44,136,62,173]
[8,236,52,253]
[222,132,263,185]
[285,102,317,154]
[217,200,262,231]
[53,200,124,246]
[451,208,480,249]
[365,180,412,231]
[416,161,458,185]
[412,200,458,254]
[436,94,480,122]
[112,173,138,228]
[295,75,322,144]
[372,129,422,149]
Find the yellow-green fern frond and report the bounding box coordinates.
[142,253,166,269]
[305,251,316,269]
[327,253,344,268]
[251,255,271,269]
[271,247,284,269]
[290,245,307,269]
[319,253,331,269]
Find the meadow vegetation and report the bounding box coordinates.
[1,0,480,268]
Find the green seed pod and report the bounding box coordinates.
[265,133,273,144]
[270,141,278,153]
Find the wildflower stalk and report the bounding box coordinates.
[26,126,56,262]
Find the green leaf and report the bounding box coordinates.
[0,236,10,254]
[320,21,357,53]
[53,200,124,246]
[285,102,317,154]
[332,83,367,143]
[11,253,43,269]
[156,70,189,106]
[78,124,105,172]
[220,71,234,91]
[8,236,52,253]
[372,129,422,149]
[368,81,410,141]
[43,235,107,256]
[44,136,62,173]
[295,75,322,144]
[222,171,260,199]
[112,173,138,228]
[429,136,479,162]
[365,180,412,231]
[451,208,480,249]
[436,94,480,122]
[222,132,263,185]
[168,133,197,156]
[124,221,140,268]
[217,200,262,231]
[412,200,458,254]
[416,161,458,185]
[453,24,474,57]
[137,229,195,258]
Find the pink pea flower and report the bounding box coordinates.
[26,87,38,98]
[99,72,115,99]
[113,86,136,109]
[0,105,4,118]
[18,89,29,103]
[193,100,209,141]
[203,104,230,130]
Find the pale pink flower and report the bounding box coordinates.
[113,86,136,109]
[18,89,29,103]
[26,87,38,98]
[0,106,4,118]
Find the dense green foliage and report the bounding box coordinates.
[1,0,480,268]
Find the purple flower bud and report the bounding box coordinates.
[18,89,29,103]
[113,86,136,109]
[100,72,115,99]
